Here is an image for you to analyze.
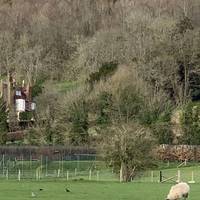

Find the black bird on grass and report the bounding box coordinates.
[39,188,44,191]
[65,188,70,192]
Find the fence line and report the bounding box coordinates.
[0,165,199,184]
[0,154,117,181]
[0,145,200,183]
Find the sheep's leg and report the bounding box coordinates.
[182,193,188,200]
[183,193,188,198]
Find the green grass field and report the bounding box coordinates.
[0,162,200,200]
[1,160,200,199]
[0,180,198,200]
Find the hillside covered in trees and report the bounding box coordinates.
[0,0,200,146]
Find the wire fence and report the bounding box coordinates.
[133,170,198,183]
[133,163,200,184]
[0,153,118,181]
[0,146,200,183]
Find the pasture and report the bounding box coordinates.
[0,180,199,200]
[1,159,200,199]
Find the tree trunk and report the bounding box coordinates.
[120,161,134,182]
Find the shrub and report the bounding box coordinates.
[181,102,200,145]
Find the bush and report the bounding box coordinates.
[69,100,89,145]
[181,102,200,145]
[32,76,47,98]
[96,91,112,125]
[19,112,34,121]
[87,62,118,89]
[102,123,156,182]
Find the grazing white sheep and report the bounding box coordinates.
[166,182,190,200]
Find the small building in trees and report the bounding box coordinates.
[0,72,36,142]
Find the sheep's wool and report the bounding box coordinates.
[166,182,190,200]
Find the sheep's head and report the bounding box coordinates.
[166,193,179,200]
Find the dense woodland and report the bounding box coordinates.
[0,0,200,148]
